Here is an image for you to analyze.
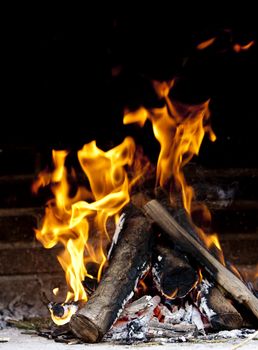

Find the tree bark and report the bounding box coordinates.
[144,199,258,320]
[70,204,153,342]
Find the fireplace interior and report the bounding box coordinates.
[0,8,257,348]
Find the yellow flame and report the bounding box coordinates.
[49,304,78,326]
[162,288,179,300]
[124,83,216,214]
[53,287,59,296]
[124,82,227,264]
[34,137,147,324]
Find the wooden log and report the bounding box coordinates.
[152,243,198,299]
[207,286,243,330]
[69,204,153,342]
[155,189,249,329]
[143,200,258,320]
[198,280,243,330]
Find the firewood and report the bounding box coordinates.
[143,200,258,320]
[152,243,198,299]
[198,280,243,330]
[155,190,246,329]
[69,204,153,343]
[207,286,243,330]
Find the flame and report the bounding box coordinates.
[197,37,216,50]
[205,234,221,251]
[49,303,78,326]
[124,82,227,264]
[34,137,146,324]
[53,287,59,296]
[162,288,179,300]
[233,41,255,52]
[124,81,216,214]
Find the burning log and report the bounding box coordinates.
[144,200,258,320]
[152,243,198,299]
[198,280,243,330]
[69,204,153,343]
[155,190,244,329]
[206,286,243,330]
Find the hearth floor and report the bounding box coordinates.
[1,328,258,350]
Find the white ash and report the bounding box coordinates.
[152,265,162,292]
[107,295,199,344]
[105,317,148,343]
[104,291,255,345]
[198,279,216,320]
[113,290,135,325]
[192,306,205,335]
[121,295,152,317]
[0,297,45,329]
[113,262,151,325]
[184,302,193,323]
[163,306,186,324]
[158,304,175,323]
[200,328,256,340]
[199,278,213,294]
[199,296,216,320]
[107,213,126,260]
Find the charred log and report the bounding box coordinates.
[144,199,258,320]
[152,243,198,299]
[207,286,243,330]
[198,280,243,330]
[69,204,153,343]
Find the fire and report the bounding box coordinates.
[124,81,226,262]
[233,40,255,53]
[124,80,216,214]
[196,37,216,50]
[33,137,147,324]
[34,75,227,319]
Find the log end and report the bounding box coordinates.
[210,312,243,331]
[161,266,198,298]
[70,314,103,343]
[207,287,243,330]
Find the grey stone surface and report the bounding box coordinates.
[1,328,258,350]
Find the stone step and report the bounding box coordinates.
[0,208,43,242]
[0,167,258,208]
[0,243,62,275]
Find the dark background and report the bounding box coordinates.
[1,5,257,170]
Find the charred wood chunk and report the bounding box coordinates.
[70,204,153,343]
[198,281,243,330]
[152,244,198,299]
[144,200,258,321]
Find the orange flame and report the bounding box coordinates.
[34,137,146,324]
[124,81,226,263]
[233,41,255,53]
[197,37,216,50]
[124,81,216,214]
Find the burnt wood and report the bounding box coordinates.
[144,199,258,320]
[208,286,243,330]
[69,204,153,342]
[152,243,198,299]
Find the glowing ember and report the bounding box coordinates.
[233,41,255,53]
[197,37,216,50]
